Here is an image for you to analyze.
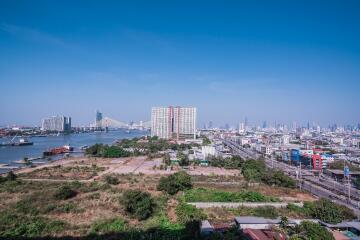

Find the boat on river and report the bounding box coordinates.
[0,138,34,147]
[43,145,74,156]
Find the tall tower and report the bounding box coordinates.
[239,122,245,134]
[95,110,103,129]
[151,106,196,140]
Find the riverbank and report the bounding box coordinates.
[0,129,148,173]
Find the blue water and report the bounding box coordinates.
[0,129,148,173]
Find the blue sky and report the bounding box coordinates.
[0,0,359,127]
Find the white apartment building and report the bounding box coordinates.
[201,145,217,158]
[281,135,290,145]
[151,106,196,140]
[42,115,71,132]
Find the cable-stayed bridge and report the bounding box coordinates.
[98,117,150,129]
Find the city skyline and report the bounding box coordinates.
[1,109,360,129]
[1,1,360,126]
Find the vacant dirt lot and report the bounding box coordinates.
[16,156,240,181]
[14,156,314,202]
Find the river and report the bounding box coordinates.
[0,129,148,173]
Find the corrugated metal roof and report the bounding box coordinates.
[234,216,281,224]
[346,221,360,231]
[200,220,214,230]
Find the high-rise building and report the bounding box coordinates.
[95,110,103,129]
[238,122,245,133]
[208,121,213,129]
[151,106,196,140]
[42,115,71,132]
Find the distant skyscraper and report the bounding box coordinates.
[151,106,196,140]
[208,121,213,129]
[42,115,71,132]
[95,110,103,129]
[262,121,267,129]
[238,122,245,133]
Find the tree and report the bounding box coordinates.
[296,221,335,240]
[157,171,192,195]
[241,159,266,182]
[6,171,17,181]
[304,198,356,224]
[120,190,153,220]
[0,171,17,184]
[280,216,289,229]
[328,161,360,171]
[85,144,104,156]
[262,170,296,188]
[177,152,189,166]
[163,153,171,166]
[354,178,360,189]
[202,136,211,146]
[102,146,131,158]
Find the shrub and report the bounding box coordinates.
[304,199,356,224]
[90,218,127,234]
[15,197,40,215]
[157,171,192,195]
[120,190,153,220]
[286,203,305,214]
[104,175,119,185]
[54,186,77,200]
[208,155,244,169]
[184,188,279,202]
[262,170,296,188]
[0,211,66,237]
[253,206,279,219]
[241,159,266,182]
[175,202,206,224]
[0,171,17,184]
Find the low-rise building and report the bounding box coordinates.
[234,217,296,230]
[242,228,287,240]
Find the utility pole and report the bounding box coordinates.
[348,175,351,202]
[297,161,302,191]
[344,165,351,202]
